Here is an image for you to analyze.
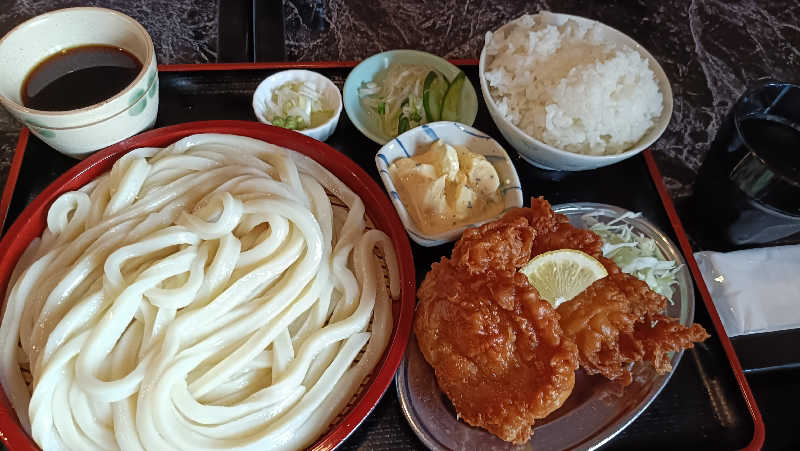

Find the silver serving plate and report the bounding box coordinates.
[396,202,695,450]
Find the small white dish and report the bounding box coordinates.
[375,121,523,247]
[252,69,342,142]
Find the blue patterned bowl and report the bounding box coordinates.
[375,121,523,246]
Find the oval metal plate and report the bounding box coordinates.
[396,202,695,450]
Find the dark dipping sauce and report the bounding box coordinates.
[739,114,800,181]
[21,44,142,111]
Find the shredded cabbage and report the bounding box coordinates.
[358,64,433,137]
[583,211,681,300]
[264,81,330,130]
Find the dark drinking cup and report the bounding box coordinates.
[691,80,800,250]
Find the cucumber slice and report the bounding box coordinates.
[423,70,447,122]
[441,71,465,122]
[398,115,410,134]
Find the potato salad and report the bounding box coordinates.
[389,140,503,235]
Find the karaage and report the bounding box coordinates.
[556,272,708,385]
[505,197,604,259]
[415,216,579,444]
[415,196,710,444]
[513,197,708,386]
[517,197,712,386]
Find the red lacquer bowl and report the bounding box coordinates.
[0,120,416,451]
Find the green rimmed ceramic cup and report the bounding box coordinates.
[0,7,158,158]
[343,50,479,145]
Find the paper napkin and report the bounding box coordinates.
[694,245,800,337]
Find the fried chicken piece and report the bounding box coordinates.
[633,313,710,375]
[450,216,535,277]
[557,272,710,386]
[416,196,710,441]
[415,217,579,444]
[505,197,709,385]
[505,197,603,259]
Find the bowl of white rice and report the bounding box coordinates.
[479,12,673,171]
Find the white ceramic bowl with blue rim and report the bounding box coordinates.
[375,121,523,247]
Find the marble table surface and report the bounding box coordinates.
[0,0,798,450]
[2,0,799,237]
[0,0,800,214]
[3,0,799,218]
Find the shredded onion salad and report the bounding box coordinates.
[0,134,400,451]
[582,211,681,299]
[265,81,330,130]
[358,64,432,137]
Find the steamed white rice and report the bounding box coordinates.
[483,12,664,156]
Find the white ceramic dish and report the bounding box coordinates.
[252,69,342,142]
[0,7,158,158]
[478,12,673,171]
[375,121,523,247]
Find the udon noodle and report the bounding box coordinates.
[0,134,400,451]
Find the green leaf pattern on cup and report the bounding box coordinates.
[148,76,159,99]
[128,68,158,116]
[127,88,147,116]
[36,128,56,138]
[21,67,159,137]
[24,120,56,138]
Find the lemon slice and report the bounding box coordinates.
[519,249,608,308]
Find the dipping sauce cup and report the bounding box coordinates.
[0,7,158,158]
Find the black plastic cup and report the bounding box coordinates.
[691,79,800,250]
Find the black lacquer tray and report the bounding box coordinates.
[0,62,764,450]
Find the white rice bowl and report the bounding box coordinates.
[483,12,664,156]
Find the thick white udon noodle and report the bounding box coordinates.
[0,134,400,451]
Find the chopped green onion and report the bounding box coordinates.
[264,80,330,130]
